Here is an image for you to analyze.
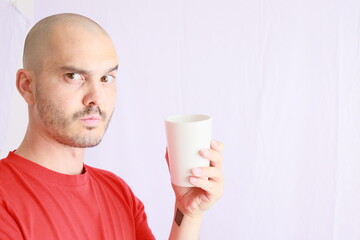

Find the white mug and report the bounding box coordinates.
[165,114,212,187]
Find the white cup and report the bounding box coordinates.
[164,114,212,187]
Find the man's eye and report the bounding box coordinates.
[65,73,83,81]
[101,75,116,83]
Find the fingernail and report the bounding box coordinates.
[190,177,198,185]
[193,168,202,176]
[201,149,210,157]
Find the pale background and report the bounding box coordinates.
[1,0,360,239]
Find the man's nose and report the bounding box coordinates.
[83,80,104,107]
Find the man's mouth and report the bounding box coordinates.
[80,114,102,126]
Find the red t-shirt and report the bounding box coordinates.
[0,151,155,240]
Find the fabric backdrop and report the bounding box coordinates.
[1,0,360,239]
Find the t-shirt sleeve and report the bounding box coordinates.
[0,199,23,240]
[132,196,156,240]
[88,167,157,239]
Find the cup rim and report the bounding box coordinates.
[165,114,211,124]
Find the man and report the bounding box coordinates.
[0,13,224,239]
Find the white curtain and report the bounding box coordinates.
[1,0,360,239]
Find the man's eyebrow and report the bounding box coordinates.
[106,65,118,73]
[59,65,118,75]
[59,66,90,75]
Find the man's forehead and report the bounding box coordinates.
[43,27,118,70]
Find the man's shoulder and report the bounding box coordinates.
[0,153,20,199]
[85,165,139,202]
[85,165,122,180]
[0,153,15,181]
[85,165,131,190]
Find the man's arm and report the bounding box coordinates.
[169,207,203,239]
[168,140,224,240]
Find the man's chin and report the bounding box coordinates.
[56,134,104,148]
[53,122,109,148]
[73,140,102,148]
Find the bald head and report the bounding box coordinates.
[23,13,109,72]
[16,13,118,149]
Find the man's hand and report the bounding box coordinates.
[166,140,224,217]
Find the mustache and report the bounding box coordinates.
[72,107,106,120]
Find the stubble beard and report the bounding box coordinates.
[36,95,113,148]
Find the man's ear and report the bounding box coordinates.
[16,69,35,105]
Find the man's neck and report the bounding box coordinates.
[15,127,85,175]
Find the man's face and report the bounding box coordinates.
[31,24,118,148]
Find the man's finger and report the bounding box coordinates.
[189,177,223,199]
[191,167,223,182]
[210,140,224,152]
[199,149,223,168]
